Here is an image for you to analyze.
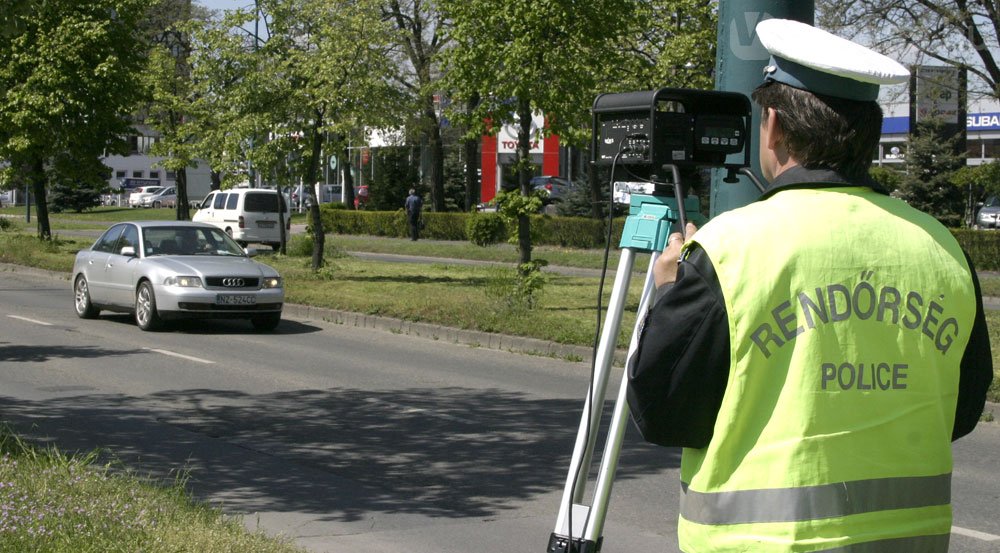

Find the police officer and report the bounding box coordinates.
[626,19,994,552]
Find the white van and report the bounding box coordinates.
[192,188,291,250]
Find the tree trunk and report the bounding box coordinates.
[305,118,326,267]
[463,92,481,212]
[588,158,601,219]
[427,108,444,212]
[516,97,533,268]
[342,145,356,210]
[176,168,190,220]
[29,158,51,240]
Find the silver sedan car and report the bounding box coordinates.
[72,221,284,331]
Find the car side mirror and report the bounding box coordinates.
[120,246,137,257]
[244,247,258,257]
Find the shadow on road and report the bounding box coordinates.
[0,385,680,522]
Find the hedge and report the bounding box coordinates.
[952,229,1000,271]
[318,206,1000,269]
[319,206,626,248]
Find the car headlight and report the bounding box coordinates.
[163,276,203,287]
[262,277,283,289]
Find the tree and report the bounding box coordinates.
[0,0,148,239]
[191,0,401,269]
[618,0,718,91]
[383,0,451,212]
[142,0,213,221]
[441,0,638,269]
[898,118,967,227]
[818,1,1000,99]
[951,160,1000,225]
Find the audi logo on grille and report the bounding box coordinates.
[222,278,246,287]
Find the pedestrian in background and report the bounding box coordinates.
[626,19,993,552]
[405,188,423,241]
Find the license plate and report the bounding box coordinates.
[216,294,257,305]
[257,221,276,228]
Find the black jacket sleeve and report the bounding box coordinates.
[626,247,731,449]
[953,252,994,441]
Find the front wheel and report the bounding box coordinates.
[74,276,100,319]
[251,313,281,331]
[135,281,163,331]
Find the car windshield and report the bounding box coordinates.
[142,226,246,257]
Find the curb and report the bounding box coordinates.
[281,302,608,363]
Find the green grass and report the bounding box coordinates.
[0,425,305,553]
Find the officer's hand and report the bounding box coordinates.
[654,222,698,288]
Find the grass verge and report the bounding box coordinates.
[0,424,304,553]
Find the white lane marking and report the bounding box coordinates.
[7,315,53,326]
[143,348,215,365]
[953,525,1000,541]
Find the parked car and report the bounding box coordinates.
[530,176,573,203]
[143,186,176,208]
[292,183,342,209]
[128,186,164,208]
[976,195,1000,229]
[72,221,284,331]
[192,188,291,250]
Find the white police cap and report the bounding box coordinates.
[756,19,910,102]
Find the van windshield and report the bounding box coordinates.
[244,192,284,213]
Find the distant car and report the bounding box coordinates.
[530,176,573,202]
[72,221,284,331]
[128,186,164,208]
[976,195,1000,229]
[143,186,176,208]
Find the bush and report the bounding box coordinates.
[286,233,314,257]
[953,229,1000,271]
[47,183,101,213]
[466,212,507,246]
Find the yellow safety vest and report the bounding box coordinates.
[680,187,976,552]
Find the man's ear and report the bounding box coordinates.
[763,107,784,149]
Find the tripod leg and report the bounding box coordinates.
[550,248,636,550]
[581,251,660,543]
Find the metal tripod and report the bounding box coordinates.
[547,174,699,553]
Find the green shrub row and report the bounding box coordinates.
[317,207,1000,269]
[952,229,1000,271]
[319,206,627,248]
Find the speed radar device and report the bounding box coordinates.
[593,88,751,178]
[548,88,753,553]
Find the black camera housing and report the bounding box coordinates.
[592,88,752,178]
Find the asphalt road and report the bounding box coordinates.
[1,268,999,552]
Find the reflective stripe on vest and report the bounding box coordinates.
[681,472,951,525]
[816,534,950,553]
